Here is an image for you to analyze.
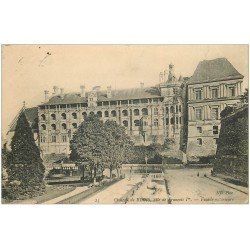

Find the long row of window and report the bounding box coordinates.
[195,107,219,120]
[40,98,162,110]
[40,135,67,143]
[40,105,184,122]
[40,107,162,122]
[41,116,182,131]
[166,105,182,113]
[41,123,78,131]
[194,86,236,101]
[196,126,218,134]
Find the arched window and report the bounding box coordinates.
[170,106,174,113]
[41,114,46,121]
[82,112,87,119]
[51,114,56,120]
[97,111,102,117]
[72,123,77,129]
[111,110,117,117]
[41,124,46,130]
[51,124,56,130]
[176,105,178,113]
[61,113,66,120]
[134,120,140,126]
[170,117,174,124]
[62,123,67,130]
[134,109,140,116]
[89,111,94,116]
[122,110,128,116]
[166,118,169,125]
[104,111,109,117]
[179,105,182,112]
[142,108,148,115]
[154,107,158,115]
[72,113,77,119]
[166,107,169,114]
[154,118,159,127]
[123,120,128,127]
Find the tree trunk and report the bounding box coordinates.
[93,165,97,184]
[116,168,120,178]
[82,165,85,182]
[109,167,112,181]
[90,167,93,181]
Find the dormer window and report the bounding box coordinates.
[229,86,236,97]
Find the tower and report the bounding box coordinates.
[168,63,176,82]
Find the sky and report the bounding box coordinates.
[2,44,248,136]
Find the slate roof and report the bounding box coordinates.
[41,87,162,105]
[9,107,38,132]
[188,58,243,84]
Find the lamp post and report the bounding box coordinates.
[145,156,148,174]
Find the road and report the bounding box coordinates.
[78,175,143,204]
[76,168,248,204]
[127,174,168,204]
[164,168,248,204]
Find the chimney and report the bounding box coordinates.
[93,86,101,92]
[44,90,49,101]
[80,85,86,97]
[53,86,59,95]
[107,86,112,98]
[164,70,168,82]
[159,72,163,83]
[60,88,64,98]
[140,82,144,89]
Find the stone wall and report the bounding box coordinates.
[214,105,248,184]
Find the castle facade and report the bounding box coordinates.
[7,58,244,161]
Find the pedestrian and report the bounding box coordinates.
[197,172,199,177]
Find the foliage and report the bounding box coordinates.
[1,147,9,189]
[103,120,134,177]
[128,138,176,164]
[6,113,45,199]
[70,114,134,180]
[240,88,248,103]
[129,143,164,164]
[220,106,234,118]
[70,114,106,180]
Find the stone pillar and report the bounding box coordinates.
[188,87,192,101]
[236,82,240,96]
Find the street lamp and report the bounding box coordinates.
[145,156,148,174]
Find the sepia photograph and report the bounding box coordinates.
[1,44,249,204]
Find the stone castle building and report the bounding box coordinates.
[6,58,244,161]
[186,58,244,160]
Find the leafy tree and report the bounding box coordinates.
[240,88,248,103]
[70,114,107,182]
[70,114,134,181]
[103,120,134,179]
[220,106,234,118]
[7,113,45,199]
[129,143,164,164]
